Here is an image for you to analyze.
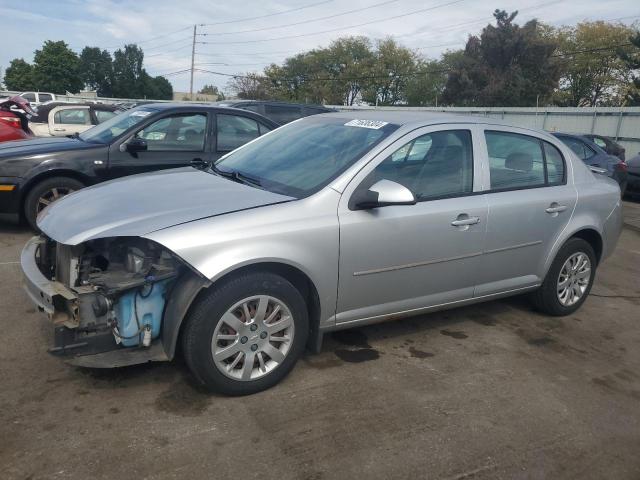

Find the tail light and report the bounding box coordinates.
[615,162,628,172]
[0,115,22,129]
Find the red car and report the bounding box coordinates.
[0,96,35,143]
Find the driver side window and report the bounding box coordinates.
[135,113,206,151]
[361,130,474,201]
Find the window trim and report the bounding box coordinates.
[349,128,475,208]
[483,129,567,194]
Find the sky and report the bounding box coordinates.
[0,0,638,95]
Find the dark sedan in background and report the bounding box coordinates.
[584,134,626,161]
[626,152,640,198]
[552,132,628,194]
[215,100,335,125]
[0,103,277,229]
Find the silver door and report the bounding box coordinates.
[336,124,488,325]
[474,128,577,295]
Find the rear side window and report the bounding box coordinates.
[559,136,595,160]
[543,142,565,185]
[217,114,260,151]
[55,108,91,125]
[485,131,565,190]
[21,93,36,102]
[264,105,302,124]
[39,93,53,102]
[95,110,116,123]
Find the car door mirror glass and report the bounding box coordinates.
[354,179,416,209]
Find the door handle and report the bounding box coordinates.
[190,158,210,169]
[545,203,567,214]
[451,214,480,227]
[53,128,66,132]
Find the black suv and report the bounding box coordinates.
[0,103,277,229]
[216,100,335,125]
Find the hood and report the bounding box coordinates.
[38,168,295,245]
[0,136,99,158]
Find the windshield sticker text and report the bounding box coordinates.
[344,119,389,129]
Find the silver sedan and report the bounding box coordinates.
[21,112,622,394]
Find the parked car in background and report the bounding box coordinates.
[584,134,626,161]
[0,96,35,143]
[0,103,278,229]
[29,102,122,137]
[215,100,335,125]
[21,112,622,395]
[626,152,640,198]
[552,133,628,194]
[19,92,56,106]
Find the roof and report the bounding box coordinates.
[316,109,514,128]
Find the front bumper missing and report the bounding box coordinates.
[21,236,78,327]
[21,235,170,366]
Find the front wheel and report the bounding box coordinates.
[24,176,84,231]
[531,238,597,316]
[182,272,308,395]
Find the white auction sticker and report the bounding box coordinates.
[130,110,152,117]
[344,119,389,129]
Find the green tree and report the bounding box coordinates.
[226,72,273,100]
[404,59,448,106]
[32,40,82,94]
[619,30,640,105]
[363,38,417,105]
[199,84,225,99]
[552,21,634,106]
[143,74,173,100]
[79,47,113,97]
[442,10,560,106]
[111,44,145,98]
[3,58,35,91]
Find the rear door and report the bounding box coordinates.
[475,128,576,295]
[107,110,212,178]
[48,106,92,136]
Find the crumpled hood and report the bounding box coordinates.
[38,168,295,245]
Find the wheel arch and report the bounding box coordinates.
[20,169,91,216]
[569,228,603,264]
[166,260,322,360]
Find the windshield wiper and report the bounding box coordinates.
[211,164,263,188]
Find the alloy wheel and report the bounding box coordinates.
[36,186,75,215]
[211,295,295,381]
[557,252,591,307]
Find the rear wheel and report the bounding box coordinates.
[531,238,596,316]
[182,271,308,395]
[24,176,84,231]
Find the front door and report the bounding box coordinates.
[336,125,488,325]
[474,128,577,295]
[107,111,211,179]
[48,106,92,136]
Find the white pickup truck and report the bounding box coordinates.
[29,102,121,137]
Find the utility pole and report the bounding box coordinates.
[189,24,196,100]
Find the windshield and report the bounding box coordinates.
[79,107,160,144]
[215,117,398,197]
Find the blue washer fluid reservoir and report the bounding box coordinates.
[115,279,171,347]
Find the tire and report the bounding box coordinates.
[24,176,84,231]
[182,271,309,395]
[531,238,597,316]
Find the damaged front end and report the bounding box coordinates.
[22,235,202,367]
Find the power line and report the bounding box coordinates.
[197,0,402,36]
[199,0,334,26]
[197,0,469,45]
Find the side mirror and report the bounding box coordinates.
[126,137,148,153]
[353,179,416,210]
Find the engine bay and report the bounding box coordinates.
[37,236,181,354]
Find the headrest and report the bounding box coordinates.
[505,152,533,172]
